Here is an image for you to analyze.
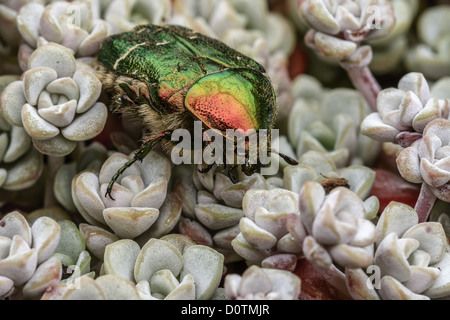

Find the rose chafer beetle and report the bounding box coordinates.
[95,24,297,199]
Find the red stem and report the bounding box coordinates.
[343,65,381,112]
[310,262,352,299]
[414,183,437,223]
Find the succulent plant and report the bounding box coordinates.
[0,211,61,299]
[231,188,301,270]
[288,181,377,270]
[102,0,172,34]
[361,72,450,222]
[41,274,142,300]
[53,141,109,214]
[175,166,274,263]
[0,76,44,194]
[224,265,301,300]
[368,0,419,74]
[396,118,450,205]
[296,0,396,110]
[71,150,181,243]
[346,202,450,300]
[361,72,449,146]
[283,151,377,200]
[0,0,449,302]
[287,74,381,167]
[16,1,112,61]
[102,236,224,300]
[0,42,107,157]
[298,0,396,53]
[406,5,450,80]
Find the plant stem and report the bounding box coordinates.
[414,183,437,223]
[310,262,352,299]
[344,65,381,112]
[44,156,64,208]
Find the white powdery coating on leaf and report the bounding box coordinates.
[28,43,76,78]
[180,245,224,300]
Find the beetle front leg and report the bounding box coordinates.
[226,164,238,183]
[106,130,172,200]
[106,157,139,200]
[198,163,214,174]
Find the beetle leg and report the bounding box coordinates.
[105,130,172,200]
[198,163,214,174]
[197,131,218,174]
[226,165,238,184]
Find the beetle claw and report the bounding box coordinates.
[226,165,238,183]
[198,164,214,174]
[105,190,116,201]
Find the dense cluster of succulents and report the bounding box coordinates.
[101,236,224,300]
[361,71,450,222]
[0,210,93,300]
[16,1,112,62]
[367,0,419,74]
[0,211,61,299]
[347,202,450,300]
[0,0,449,302]
[174,166,274,262]
[231,188,301,269]
[286,74,381,167]
[289,181,377,270]
[405,5,450,80]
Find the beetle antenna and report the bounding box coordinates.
[271,149,298,165]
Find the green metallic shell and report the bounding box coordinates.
[97,24,276,132]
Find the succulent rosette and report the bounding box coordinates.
[102,0,172,34]
[16,1,111,63]
[224,265,301,300]
[287,181,377,270]
[346,202,450,300]
[43,236,224,300]
[231,151,378,271]
[396,119,450,202]
[287,74,381,167]
[0,211,61,299]
[361,72,450,146]
[406,5,450,80]
[231,187,301,270]
[100,236,224,300]
[71,150,181,243]
[367,0,419,74]
[297,0,395,61]
[0,42,107,157]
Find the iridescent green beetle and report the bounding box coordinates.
[95,24,296,199]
